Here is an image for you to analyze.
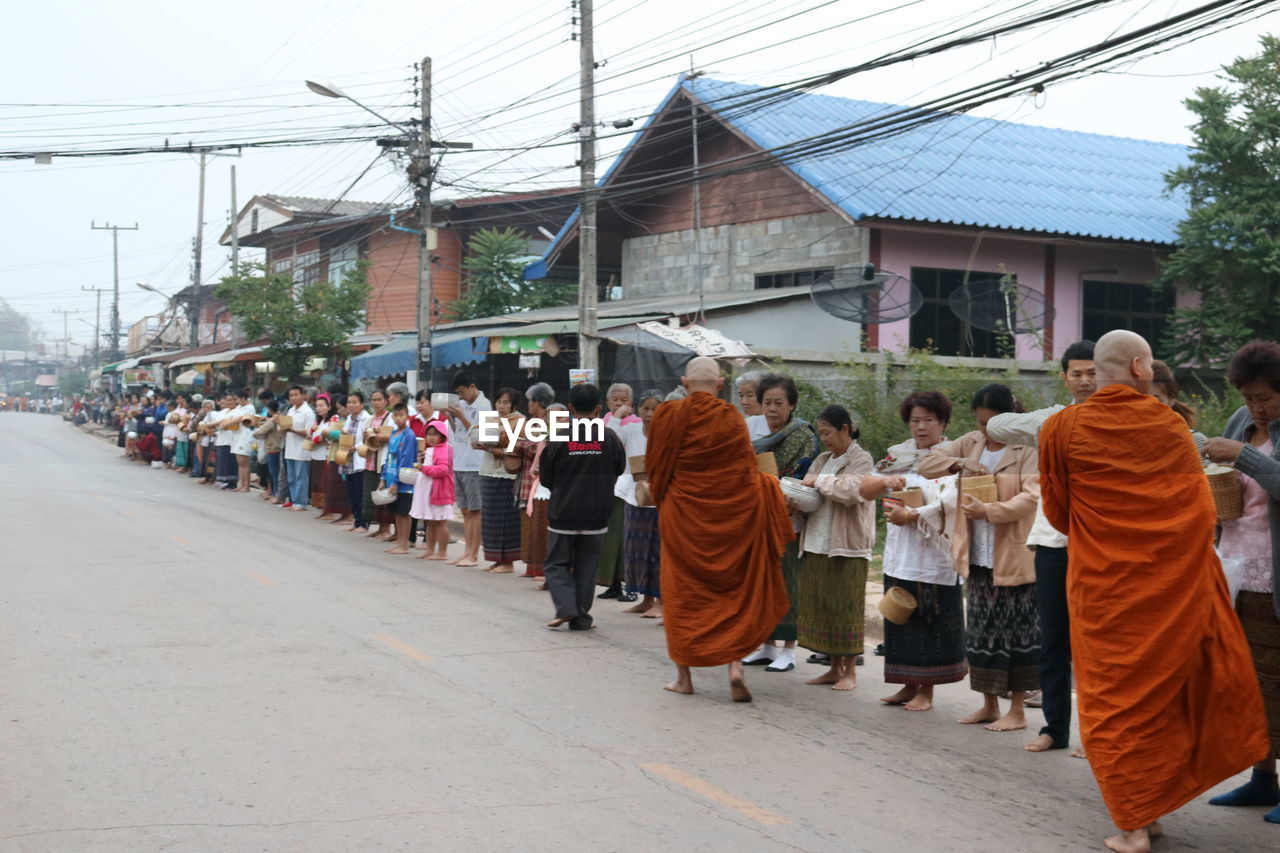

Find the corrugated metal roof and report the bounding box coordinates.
[688,77,1189,245]
[263,195,388,217]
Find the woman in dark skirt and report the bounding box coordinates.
[870,391,967,711]
[475,387,524,573]
[1205,340,1280,820]
[620,391,663,617]
[742,373,820,674]
[917,384,1041,733]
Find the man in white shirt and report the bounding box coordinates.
[986,340,1095,757]
[213,391,238,489]
[445,370,491,567]
[281,385,317,512]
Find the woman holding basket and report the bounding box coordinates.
[918,383,1040,733]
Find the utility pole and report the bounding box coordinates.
[81,285,111,367]
[576,0,599,375]
[52,308,78,359]
[90,221,139,362]
[190,151,208,348]
[230,164,241,348]
[416,57,434,394]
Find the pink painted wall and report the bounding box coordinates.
[874,225,1176,361]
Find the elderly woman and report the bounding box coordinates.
[918,383,1040,733]
[793,405,875,690]
[868,391,966,712]
[619,390,664,618]
[734,370,769,440]
[595,382,640,601]
[1204,340,1280,820]
[743,372,821,673]
[510,382,555,581]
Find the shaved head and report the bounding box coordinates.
[1094,330,1154,393]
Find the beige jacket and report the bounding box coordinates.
[916,430,1039,586]
[798,445,877,559]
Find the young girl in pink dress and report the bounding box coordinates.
[410,420,455,561]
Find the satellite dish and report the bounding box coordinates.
[949,277,1054,335]
[810,265,923,324]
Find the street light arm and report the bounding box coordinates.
[305,80,413,138]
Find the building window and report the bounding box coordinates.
[909,267,1004,358]
[271,257,293,274]
[328,241,360,285]
[1082,280,1174,346]
[754,268,834,289]
[295,251,321,287]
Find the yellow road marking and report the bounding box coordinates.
[171,536,189,545]
[638,763,789,826]
[247,572,281,587]
[373,635,433,662]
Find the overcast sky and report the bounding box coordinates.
[2,0,1276,350]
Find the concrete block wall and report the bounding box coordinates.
[620,212,864,298]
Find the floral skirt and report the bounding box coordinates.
[623,504,660,598]
[965,565,1041,695]
[883,576,968,685]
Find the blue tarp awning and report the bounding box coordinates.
[433,336,489,368]
[350,336,416,381]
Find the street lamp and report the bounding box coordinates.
[307,73,437,394]
[304,80,415,139]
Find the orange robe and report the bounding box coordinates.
[1040,384,1269,830]
[647,391,792,667]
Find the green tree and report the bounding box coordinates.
[215,260,371,379]
[446,227,577,321]
[1160,35,1280,367]
[0,297,33,351]
[58,368,88,396]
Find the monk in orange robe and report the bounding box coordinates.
[1039,330,1269,853]
[647,356,792,702]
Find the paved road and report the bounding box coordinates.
[1,415,1269,852]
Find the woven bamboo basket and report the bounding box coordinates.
[339,433,356,449]
[276,415,293,430]
[301,439,316,452]
[1207,465,1243,522]
[878,586,918,625]
[888,487,925,508]
[960,474,997,503]
[334,447,352,466]
[756,451,778,476]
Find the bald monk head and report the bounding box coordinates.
[1094,330,1154,394]
[681,356,725,395]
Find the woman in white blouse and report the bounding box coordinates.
[863,391,967,713]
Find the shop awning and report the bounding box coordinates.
[350,335,416,381]
[634,322,755,357]
[433,335,490,368]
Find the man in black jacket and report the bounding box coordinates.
[541,383,627,631]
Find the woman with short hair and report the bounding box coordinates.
[620,390,664,619]
[1204,340,1280,821]
[872,391,967,712]
[512,383,555,581]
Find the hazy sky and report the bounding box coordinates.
[2,0,1276,349]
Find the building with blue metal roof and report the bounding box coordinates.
[528,75,1193,362]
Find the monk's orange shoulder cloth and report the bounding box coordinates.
[1040,385,1269,831]
[647,392,792,667]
